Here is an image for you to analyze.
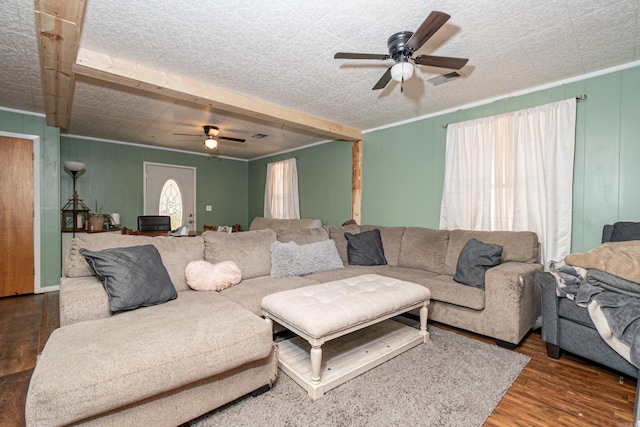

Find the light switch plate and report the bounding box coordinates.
[205,205,212,211]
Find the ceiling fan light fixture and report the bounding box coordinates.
[204,136,218,151]
[390,61,414,82]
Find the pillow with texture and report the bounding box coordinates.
[610,222,640,242]
[344,228,387,266]
[453,238,503,289]
[185,260,242,291]
[270,239,344,278]
[80,244,177,312]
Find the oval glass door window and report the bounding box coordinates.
[159,179,183,230]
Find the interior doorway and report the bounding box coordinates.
[144,162,196,231]
[0,136,35,296]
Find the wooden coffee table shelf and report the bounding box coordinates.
[277,319,426,400]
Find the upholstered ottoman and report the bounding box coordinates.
[261,274,431,400]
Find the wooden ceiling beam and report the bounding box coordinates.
[34,0,86,130]
[74,47,362,142]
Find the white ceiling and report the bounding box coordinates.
[1,0,640,160]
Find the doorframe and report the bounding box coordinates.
[143,161,197,229]
[0,131,42,293]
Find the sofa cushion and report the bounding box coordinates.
[149,236,206,292]
[443,230,538,276]
[377,267,486,310]
[345,228,387,266]
[26,291,273,426]
[423,275,487,311]
[185,260,242,291]
[221,275,319,316]
[361,225,406,266]
[276,227,330,244]
[65,233,204,292]
[304,265,380,283]
[80,245,177,312]
[203,229,276,280]
[325,224,361,265]
[453,238,503,289]
[398,227,450,274]
[270,240,344,278]
[249,216,322,230]
[609,221,640,242]
[558,297,595,328]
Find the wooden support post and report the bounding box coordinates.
[351,141,362,224]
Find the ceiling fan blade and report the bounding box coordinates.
[413,54,468,69]
[372,67,393,90]
[218,136,246,143]
[406,11,451,52]
[173,133,202,137]
[334,52,391,60]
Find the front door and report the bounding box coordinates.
[0,137,34,296]
[144,162,196,231]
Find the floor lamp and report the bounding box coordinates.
[63,161,86,237]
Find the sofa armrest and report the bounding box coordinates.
[534,272,560,346]
[59,276,112,327]
[485,261,543,302]
[483,262,543,342]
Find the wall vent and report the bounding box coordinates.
[427,71,463,86]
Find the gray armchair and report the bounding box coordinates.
[535,272,638,377]
[535,223,639,422]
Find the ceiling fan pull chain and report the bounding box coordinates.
[401,76,404,93]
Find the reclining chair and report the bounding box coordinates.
[535,223,639,422]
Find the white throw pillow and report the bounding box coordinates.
[185,260,242,291]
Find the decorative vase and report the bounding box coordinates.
[89,215,105,231]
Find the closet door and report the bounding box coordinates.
[0,137,34,296]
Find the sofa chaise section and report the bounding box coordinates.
[26,291,277,426]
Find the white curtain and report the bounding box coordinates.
[264,158,300,219]
[440,99,577,265]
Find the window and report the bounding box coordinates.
[264,158,300,219]
[440,99,577,265]
[159,178,183,230]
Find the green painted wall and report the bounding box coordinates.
[61,137,249,231]
[362,65,640,254]
[248,141,353,226]
[3,64,639,290]
[0,109,61,288]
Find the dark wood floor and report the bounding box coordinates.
[1,292,636,426]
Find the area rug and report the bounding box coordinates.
[192,325,529,427]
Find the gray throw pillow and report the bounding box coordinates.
[610,222,640,242]
[344,228,387,266]
[270,239,344,278]
[453,238,503,289]
[80,245,177,312]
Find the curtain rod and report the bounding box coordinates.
[441,94,587,128]
[265,156,298,166]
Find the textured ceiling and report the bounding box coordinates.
[1,0,640,159]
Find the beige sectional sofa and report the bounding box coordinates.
[248,216,323,231]
[26,223,542,426]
